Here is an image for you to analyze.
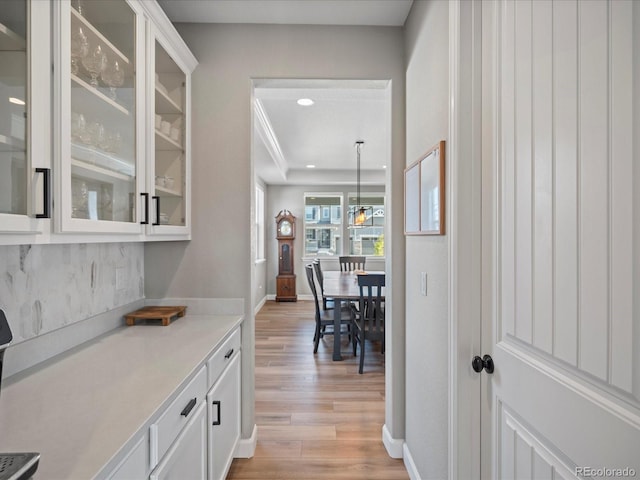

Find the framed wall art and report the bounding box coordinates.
[404,140,445,235]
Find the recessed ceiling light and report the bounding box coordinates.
[382,165,387,169]
[306,164,316,168]
[9,97,25,106]
[297,98,314,106]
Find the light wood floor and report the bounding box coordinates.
[226,300,408,480]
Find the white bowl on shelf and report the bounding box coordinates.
[155,114,162,130]
[170,127,180,142]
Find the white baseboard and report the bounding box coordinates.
[266,294,313,301]
[254,296,267,315]
[382,424,404,458]
[234,424,257,458]
[403,443,421,480]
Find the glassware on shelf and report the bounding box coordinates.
[87,121,107,150]
[72,0,85,16]
[70,25,88,75]
[71,112,84,142]
[72,180,89,218]
[82,43,107,88]
[101,59,125,100]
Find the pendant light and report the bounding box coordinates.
[349,140,373,228]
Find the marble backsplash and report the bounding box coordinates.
[0,243,144,344]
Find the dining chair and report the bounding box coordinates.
[338,255,366,272]
[312,259,334,310]
[305,264,352,354]
[351,273,385,374]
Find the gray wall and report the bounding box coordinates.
[144,22,406,443]
[404,1,450,478]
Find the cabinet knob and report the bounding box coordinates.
[471,354,494,374]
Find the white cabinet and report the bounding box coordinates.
[145,22,194,238]
[107,431,150,480]
[150,402,207,480]
[102,325,242,480]
[51,0,196,239]
[207,352,241,480]
[0,0,52,236]
[54,0,146,235]
[151,366,207,463]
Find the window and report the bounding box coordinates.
[255,185,265,261]
[304,192,385,257]
[304,194,342,256]
[348,194,385,256]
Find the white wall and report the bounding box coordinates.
[404,1,450,478]
[144,22,406,444]
[266,184,385,297]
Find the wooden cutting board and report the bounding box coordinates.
[125,306,187,326]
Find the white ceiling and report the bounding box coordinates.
[157,1,411,186]
[253,80,390,185]
[157,0,413,26]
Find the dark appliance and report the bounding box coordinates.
[0,310,40,480]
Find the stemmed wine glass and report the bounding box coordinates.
[101,59,125,100]
[70,25,88,75]
[82,43,107,88]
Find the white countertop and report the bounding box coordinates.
[0,314,243,479]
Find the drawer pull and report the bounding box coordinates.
[181,397,197,417]
[212,400,221,426]
[224,348,234,359]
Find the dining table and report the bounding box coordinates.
[321,270,385,361]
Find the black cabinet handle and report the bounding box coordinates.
[224,348,234,359]
[211,400,221,426]
[35,168,51,219]
[140,193,149,224]
[180,397,197,417]
[152,196,160,226]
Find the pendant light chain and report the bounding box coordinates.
[356,141,362,212]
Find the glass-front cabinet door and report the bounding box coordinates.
[0,0,51,235]
[55,0,144,234]
[147,28,190,236]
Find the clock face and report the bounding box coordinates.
[279,220,292,236]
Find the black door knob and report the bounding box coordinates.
[471,354,494,374]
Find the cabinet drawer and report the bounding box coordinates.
[107,431,150,480]
[152,366,207,463]
[207,327,241,389]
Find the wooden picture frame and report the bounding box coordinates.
[404,140,445,235]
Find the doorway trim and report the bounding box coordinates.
[249,78,403,458]
[448,0,484,478]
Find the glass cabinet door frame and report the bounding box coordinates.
[53,0,146,234]
[145,21,194,238]
[0,0,51,236]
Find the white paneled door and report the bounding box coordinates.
[483,0,640,478]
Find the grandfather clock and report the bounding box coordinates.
[275,210,297,302]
